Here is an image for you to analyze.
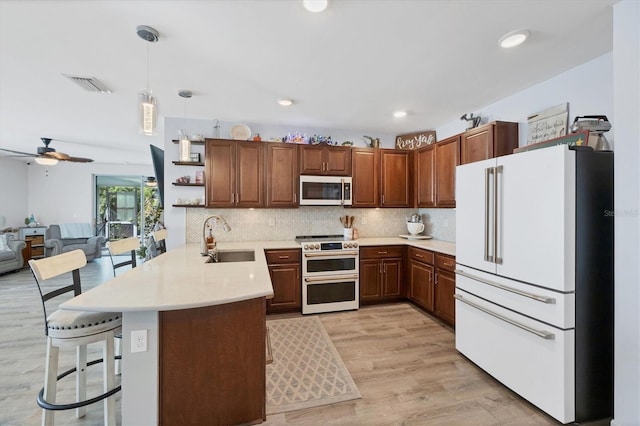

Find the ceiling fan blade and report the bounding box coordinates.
[43,151,70,161]
[0,147,38,156]
[66,156,94,163]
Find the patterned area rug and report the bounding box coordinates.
[266,316,361,415]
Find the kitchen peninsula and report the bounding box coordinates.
[60,241,297,426]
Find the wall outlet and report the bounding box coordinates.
[361,217,367,225]
[131,329,148,353]
[268,218,276,227]
[443,219,449,228]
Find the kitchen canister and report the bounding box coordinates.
[343,227,354,240]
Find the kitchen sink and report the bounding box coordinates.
[205,250,255,263]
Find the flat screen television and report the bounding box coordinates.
[150,145,164,209]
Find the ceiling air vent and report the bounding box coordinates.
[63,74,112,93]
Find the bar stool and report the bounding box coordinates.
[29,249,121,426]
[151,228,167,255]
[106,237,140,277]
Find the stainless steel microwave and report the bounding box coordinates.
[299,176,352,206]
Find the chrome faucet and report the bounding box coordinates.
[200,215,232,261]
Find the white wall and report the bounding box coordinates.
[612,1,640,424]
[27,161,153,227]
[0,157,28,229]
[435,52,614,148]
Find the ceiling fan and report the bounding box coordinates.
[0,138,94,164]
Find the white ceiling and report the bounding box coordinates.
[0,0,616,165]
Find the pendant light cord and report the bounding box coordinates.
[146,42,150,91]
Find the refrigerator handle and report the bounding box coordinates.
[494,165,503,265]
[484,167,494,263]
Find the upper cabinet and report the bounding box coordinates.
[351,148,380,208]
[380,150,412,207]
[205,139,264,208]
[351,148,411,208]
[415,135,459,208]
[299,145,351,176]
[265,143,298,208]
[461,121,519,165]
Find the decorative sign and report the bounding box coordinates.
[395,130,437,150]
[527,102,569,145]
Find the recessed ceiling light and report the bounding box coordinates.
[393,110,407,118]
[303,0,328,13]
[277,98,294,106]
[498,30,530,48]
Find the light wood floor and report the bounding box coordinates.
[0,257,561,426]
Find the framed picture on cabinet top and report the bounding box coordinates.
[395,130,437,150]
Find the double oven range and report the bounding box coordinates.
[296,235,360,314]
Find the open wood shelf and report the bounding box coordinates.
[171,139,205,145]
[172,182,204,187]
[172,204,205,208]
[172,161,204,166]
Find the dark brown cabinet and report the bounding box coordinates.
[461,121,519,165]
[414,145,436,207]
[380,150,412,207]
[205,139,264,208]
[408,247,435,311]
[299,145,351,176]
[434,253,456,325]
[351,148,380,207]
[407,247,456,326]
[415,135,459,208]
[265,249,301,313]
[266,143,298,207]
[359,245,404,304]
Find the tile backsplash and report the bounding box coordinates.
[185,207,455,243]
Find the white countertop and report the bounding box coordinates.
[357,237,456,256]
[60,238,454,314]
[61,241,297,313]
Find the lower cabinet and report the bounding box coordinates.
[434,253,456,325]
[265,249,301,314]
[359,246,404,305]
[407,246,456,326]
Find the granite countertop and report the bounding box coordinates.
[61,241,297,313]
[60,238,454,314]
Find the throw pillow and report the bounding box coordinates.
[0,234,10,252]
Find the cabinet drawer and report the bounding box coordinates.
[407,247,434,264]
[31,247,44,257]
[20,227,46,237]
[435,253,455,271]
[360,245,403,259]
[264,249,300,265]
[26,235,44,245]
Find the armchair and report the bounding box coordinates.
[44,224,106,261]
[0,233,26,274]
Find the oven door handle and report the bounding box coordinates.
[304,274,359,283]
[304,251,359,258]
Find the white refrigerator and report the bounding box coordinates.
[455,144,613,424]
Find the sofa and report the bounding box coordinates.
[0,233,26,274]
[44,224,106,261]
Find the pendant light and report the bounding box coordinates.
[137,25,159,136]
[178,90,192,162]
